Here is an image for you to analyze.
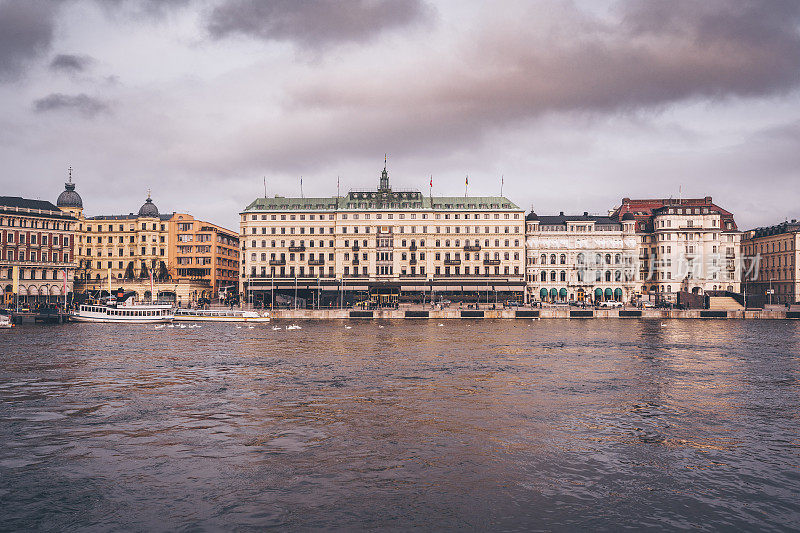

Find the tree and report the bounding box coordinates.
[157,261,170,281]
[124,261,135,280]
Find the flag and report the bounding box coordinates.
[430,176,433,188]
[12,265,19,294]
[465,175,469,186]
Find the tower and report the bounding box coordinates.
[56,166,84,218]
[379,155,390,191]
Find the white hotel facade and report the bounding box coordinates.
[239,167,525,306]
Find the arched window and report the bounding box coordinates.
[615,270,621,282]
[577,253,585,264]
[595,270,602,282]
[577,270,584,282]
[550,271,556,281]
[605,270,611,282]
[614,254,621,264]
[560,254,566,264]
[605,254,611,264]
[540,254,547,264]
[595,253,602,264]
[540,271,546,282]
[560,270,566,282]
[550,254,556,265]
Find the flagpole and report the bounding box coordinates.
[500,175,504,197]
[263,177,267,199]
[300,176,304,198]
[465,175,468,198]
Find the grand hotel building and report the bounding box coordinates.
[240,166,525,306]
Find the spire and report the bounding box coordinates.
[68,166,73,183]
[379,154,389,191]
[147,187,152,200]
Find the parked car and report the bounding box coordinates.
[598,301,623,309]
[641,301,656,308]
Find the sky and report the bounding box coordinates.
[1,0,799,231]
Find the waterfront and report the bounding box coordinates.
[2,320,800,530]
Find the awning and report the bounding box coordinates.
[17,285,27,296]
[614,288,622,297]
[594,288,603,299]
[50,285,61,296]
[28,285,39,296]
[605,288,613,298]
[559,288,567,298]
[549,288,557,298]
[540,288,548,298]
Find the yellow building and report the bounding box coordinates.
[57,179,239,304]
[741,220,800,306]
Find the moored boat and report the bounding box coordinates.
[173,309,270,322]
[71,301,174,323]
[0,314,12,328]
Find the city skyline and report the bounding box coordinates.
[2,0,800,231]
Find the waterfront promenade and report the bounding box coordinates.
[254,305,797,321]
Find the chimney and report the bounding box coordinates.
[583,211,588,217]
[559,211,565,216]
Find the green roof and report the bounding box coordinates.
[243,192,520,213]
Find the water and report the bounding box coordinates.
[1,319,799,531]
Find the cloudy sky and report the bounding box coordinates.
[1,0,799,230]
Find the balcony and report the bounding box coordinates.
[464,245,481,252]
[352,244,360,251]
[409,258,417,265]
[409,244,418,251]
[308,259,325,266]
[483,259,500,266]
[352,258,360,265]
[444,259,461,266]
[269,259,286,266]
[288,246,305,252]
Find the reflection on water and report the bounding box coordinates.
[1,320,799,530]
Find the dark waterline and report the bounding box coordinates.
[1,320,799,531]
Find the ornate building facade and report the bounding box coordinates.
[1,195,77,305]
[525,211,639,303]
[240,166,525,306]
[57,178,239,304]
[612,197,741,301]
[740,220,800,306]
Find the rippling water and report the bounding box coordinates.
[1,319,800,531]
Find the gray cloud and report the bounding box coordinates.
[207,0,431,48]
[95,0,193,17]
[272,0,800,166]
[0,0,58,80]
[33,93,110,117]
[50,53,94,73]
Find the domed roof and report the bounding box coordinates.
[622,212,635,221]
[57,180,82,208]
[525,211,539,221]
[138,195,159,217]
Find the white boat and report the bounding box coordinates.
[173,309,270,323]
[71,301,174,323]
[0,315,12,329]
